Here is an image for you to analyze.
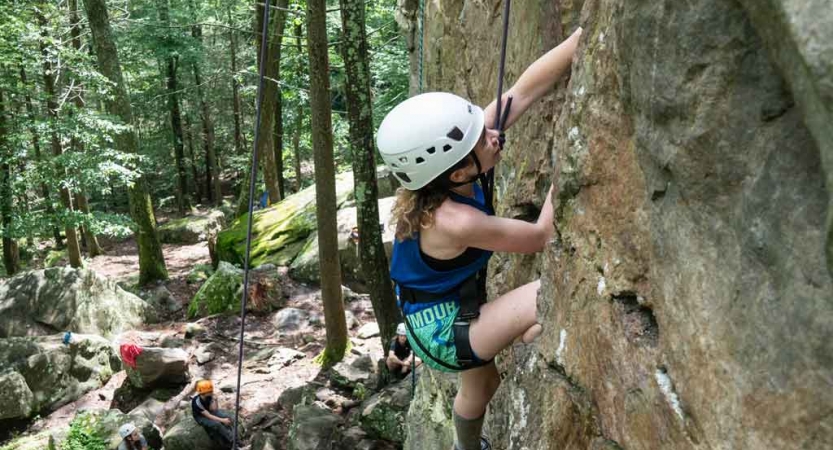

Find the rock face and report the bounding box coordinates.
[0,268,155,338]
[0,334,119,420]
[405,1,833,449]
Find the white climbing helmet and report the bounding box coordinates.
[396,323,407,335]
[118,423,137,439]
[377,92,485,190]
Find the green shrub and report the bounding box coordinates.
[61,413,107,450]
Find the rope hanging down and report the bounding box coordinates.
[482,0,513,212]
[230,0,272,447]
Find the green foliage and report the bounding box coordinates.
[61,413,108,450]
[0,0,407,249]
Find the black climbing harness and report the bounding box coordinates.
[402,0,513,378]
[230,1,273,448]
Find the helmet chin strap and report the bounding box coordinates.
[447,151,483,188]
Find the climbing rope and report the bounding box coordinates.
[230,0,272,448]
[482,0,513,212]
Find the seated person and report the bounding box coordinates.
[387,323,422,376]
[117,423,148,450]
[192,379,236,447]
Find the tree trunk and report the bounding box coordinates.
[307,0,347,366]
[0,91,20,276]
[293,22,304,192]
[256,0,289,206]
[229,12,244,157]
[184,113,202,203]
[158,0,189,214]
[19,68,63,248]
[84,0,168,284]
[189,0,222,206]
[339,0,400,350]
[293,105,303,192]
[275,88,285,200]
[37,11,83,268]
[69,0,103,257]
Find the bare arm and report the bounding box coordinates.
[201,409,228,423]
[484,28,582,131]
[441,186,555,253]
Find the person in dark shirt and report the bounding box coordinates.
[192,379,235,446]
[387,323,422,376]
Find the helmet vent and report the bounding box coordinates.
[396,172,411,183]
[426,147,436,154]
[415,157,425,164]
[391,163,399,168]
[399,156,408,163]
[443,144,452,152]
[447,127,464,141]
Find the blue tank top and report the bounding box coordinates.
[390,183,494,315]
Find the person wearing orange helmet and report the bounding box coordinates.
[192,379,235,447]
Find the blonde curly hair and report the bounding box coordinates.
[390,154,476,241]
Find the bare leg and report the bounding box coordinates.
[468,280,540,360]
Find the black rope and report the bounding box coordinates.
[483,0,512,213]
[230,0,271,447]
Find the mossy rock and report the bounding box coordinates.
[187,262,283,318]
[188,261,244,318]
[186,264,214,285]
[215,172,356,269]
[289,196,396,284]
[158,210,226,244]
[357,379,411,442]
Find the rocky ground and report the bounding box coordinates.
[0,205,410,450]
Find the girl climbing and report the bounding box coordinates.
[377,27,583,450]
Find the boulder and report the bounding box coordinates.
[356,323,380,339]
[162,412,225,450]
[404,370,457,450]
[188,261,284,319]
[125,347,189,389]
[0,427,64,450]
[288,404,343,450]
[310,310,359,329]
[157,209,226,244]
[0,268,155,338]
[184,322,207,338]
[216,172,356,268]
[142,285,182,313]
[0,334,119,421]
[188,261,243,318]
[289,197,396,284]
[273,307,311,331]
[252,431,281,450]
[330,355,376,390]
[277,384,316,411]
[358,378,412,442]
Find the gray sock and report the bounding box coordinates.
[453,410,485,450]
